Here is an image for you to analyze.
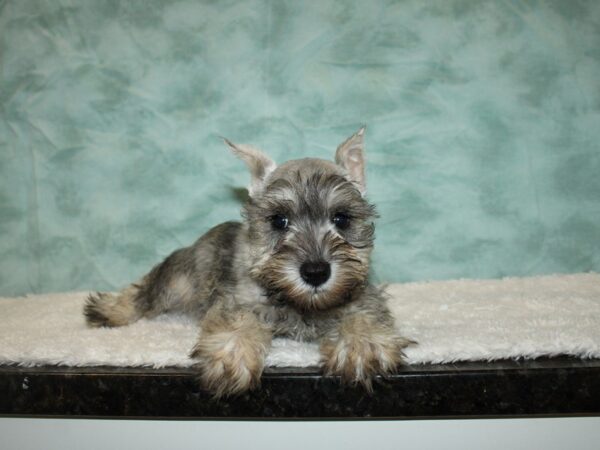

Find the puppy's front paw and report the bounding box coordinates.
[191,336,263,397]
[191,309,271,398]
[320,316,411,391]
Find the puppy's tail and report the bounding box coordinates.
[84,284,143,328]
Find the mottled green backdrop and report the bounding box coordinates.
[1,0,599,296]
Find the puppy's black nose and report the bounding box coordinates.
[300,261,331,287]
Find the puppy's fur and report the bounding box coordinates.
[85,128,411,397]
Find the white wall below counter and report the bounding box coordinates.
[1,417,599,450]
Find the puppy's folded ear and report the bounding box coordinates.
[335,126,367,195]
[223,139,277,197]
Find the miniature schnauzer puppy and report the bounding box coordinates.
[85,127,411,397]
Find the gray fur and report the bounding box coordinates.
[85,128,411,396]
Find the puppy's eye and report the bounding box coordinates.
[270,214,289,231]
[332,212,351,230]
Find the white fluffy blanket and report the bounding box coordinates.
[1,273,599,368]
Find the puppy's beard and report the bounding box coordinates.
[256,246,369,311]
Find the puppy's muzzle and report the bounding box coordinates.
[300,261,331,287]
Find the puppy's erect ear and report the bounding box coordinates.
[223,138,276,197]
[335,126,367,194]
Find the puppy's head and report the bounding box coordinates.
[225,128,376,311]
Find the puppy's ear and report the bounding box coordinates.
[335,126,366,194]
[223,138,276,197]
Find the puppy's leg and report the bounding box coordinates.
[191,302,272,397]
[84,257,193,329]
[84,222,242,329]
[320,308,412,391]
[84,250,192,328]
[84,284,144,328]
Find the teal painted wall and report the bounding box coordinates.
[1,0,599,296]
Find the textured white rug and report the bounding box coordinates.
[1,273,599,369]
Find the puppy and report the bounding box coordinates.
[85,127,410,397]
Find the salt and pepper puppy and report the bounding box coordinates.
[85,128,411,397]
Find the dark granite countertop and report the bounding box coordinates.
[1,358,599,419]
